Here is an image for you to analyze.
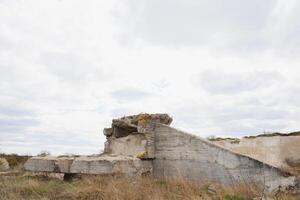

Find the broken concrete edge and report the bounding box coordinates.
[103,114,170,159]
[105,113,172,138]
[244,131,300,139]
[210,133,300,176]
[163,124,295,178]
[24,154,153,176]
[208,131,300,141]
[115,113,173,126]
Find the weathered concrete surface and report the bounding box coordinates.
[24,156,75,173]
[25,155,152,176]
[25,114,172,177]
[104,113,172,159]
[0,158,9,171]
[152,124,297,192]
[211,136,300,175]
[24,113,299,193]
[70,155,152,176]
[105,134,148,157]
[109,113,172,139]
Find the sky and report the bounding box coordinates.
[1,0,300,155]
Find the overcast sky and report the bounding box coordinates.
[1,0,300,155]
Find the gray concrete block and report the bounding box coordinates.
[152,124,297,193]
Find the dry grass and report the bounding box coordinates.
[0,173,297,200]
[244,131,300,139]
[0,154,31,168]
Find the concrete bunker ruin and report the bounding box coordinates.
[25,113,299,193]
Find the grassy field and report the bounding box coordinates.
[0,154,297,200]
[0,172,297,200]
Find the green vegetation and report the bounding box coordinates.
[207,131,300,142]
[207,136,240,144]
[244,131,300,139]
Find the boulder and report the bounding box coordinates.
[103,128,113,137]
[105,113,172,138]
[0,158,9,171]
[118,113,173,126]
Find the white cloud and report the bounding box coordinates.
[116,0,274,49]
[0,0,300,155]
[198,70,282,94]
[110,88,152,101]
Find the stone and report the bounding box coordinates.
[207,185,217,195]
[115,114,171,126]
[106,113,173,138]
[0,158,9,171]
[103,128,113,137]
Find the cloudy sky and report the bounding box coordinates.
[1,0,300,155]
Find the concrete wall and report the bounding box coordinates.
[212,136,300,175]
[152,124,296,192]
[104,134,148,157]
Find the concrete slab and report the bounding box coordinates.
[25,155,152,176]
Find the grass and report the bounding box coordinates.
[0,154,297,199]
[207,136,240,144]
[0,173,297,200]
[207,131,300,142]
[0,153,31,168]
[243,131,300,139]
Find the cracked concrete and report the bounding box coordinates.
[211,135,300,175]
[25,155,153,176]
[151,124,296,192]
[24,113,299,193]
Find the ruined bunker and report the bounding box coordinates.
[211,133,300,176]
[25,113,299,193]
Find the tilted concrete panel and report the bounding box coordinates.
[152,124,296,192]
